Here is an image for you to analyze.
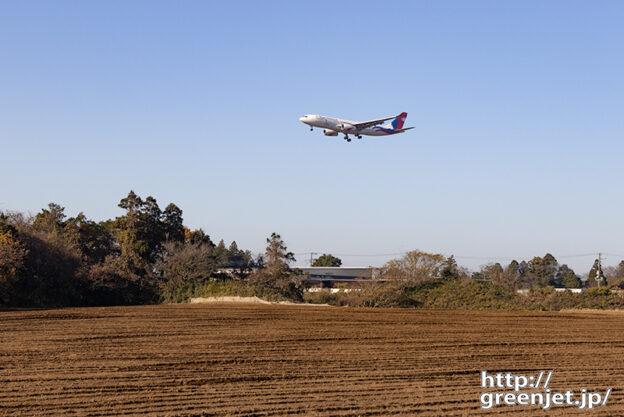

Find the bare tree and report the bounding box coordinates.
[380,250,447,282]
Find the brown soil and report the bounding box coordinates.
[1,304,622,416]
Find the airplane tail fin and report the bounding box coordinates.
[391,112,408,130]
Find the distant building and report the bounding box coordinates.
[553,288,584,294]
[517,288,584,295]
[295,267,374,287]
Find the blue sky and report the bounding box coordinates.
[1,1,623,272]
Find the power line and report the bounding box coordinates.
[293,251,623,261]
[453,253,600,261]
[294,252,404,257]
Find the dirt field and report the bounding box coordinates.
[1,304,623,416]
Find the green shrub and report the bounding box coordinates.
[587,287,611,296]
[412,279,519,310]
[193,280,255,299]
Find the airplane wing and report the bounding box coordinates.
[394,127,414,133]
[352,116,397,130]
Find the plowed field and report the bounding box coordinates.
[1,304,622,416]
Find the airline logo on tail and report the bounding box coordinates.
[391,112,407,130]
[372,112,412,134]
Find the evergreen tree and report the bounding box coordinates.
[264,233,295,274]
[516,260,537,289]
[64,213,115,264]
[163,203,184,242]
[481,263,504,285]
[0,229,28,304]
[530,253,558,287]
[184,227,214,247]
[587,259,607,287]
[503,260,521,288]
[248,233,303,301]
[32,203,66,233]
[440,255,460,279]
[227,241,242,268]
[213,240,228,267]
[114,191,183,264]
[311,254,342,267]
[562,270,581,288]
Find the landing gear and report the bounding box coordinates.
[310,127,313,131]
[357,135,362,139]
[344,135,351,142]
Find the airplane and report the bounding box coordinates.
[299,112,413,142]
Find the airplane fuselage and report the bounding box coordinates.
[299,112,414,142]
[299,115,399,136]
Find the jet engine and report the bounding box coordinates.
[340,123,356,132]
[323,129,339,136]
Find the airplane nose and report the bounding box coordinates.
[299,116,307,123]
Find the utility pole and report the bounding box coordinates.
[597,252,605,287]
[598,252,602,271]
[310,252,318,266]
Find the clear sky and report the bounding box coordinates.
[1,1,623,272]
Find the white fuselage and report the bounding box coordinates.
[299,115,397,136]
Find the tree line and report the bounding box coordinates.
[307,251,624,310]
[1,192,623,308]
[380,251,624,289]
[0,191,301,307]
